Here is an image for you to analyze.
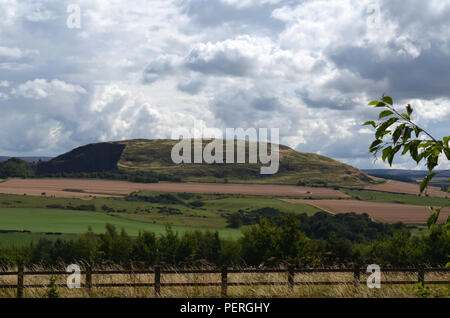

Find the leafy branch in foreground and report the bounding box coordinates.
[364,95,450,194]
[364,96,449,244]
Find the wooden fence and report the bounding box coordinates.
[0,265,449,298]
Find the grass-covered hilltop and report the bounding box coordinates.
[1,139,376,187]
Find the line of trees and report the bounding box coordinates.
[0,215,448,269]
[0,157,181,183]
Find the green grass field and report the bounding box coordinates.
[0,192,320,228]
[0,207,243,243]
[0,190,323,245]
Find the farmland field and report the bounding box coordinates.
[363,180,449,198]
[0,178,349,199]
[343,189,450,206]
[0,177,448,246]
[0,190,322,245]
[283,199,450,223]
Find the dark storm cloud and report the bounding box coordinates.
[328,43,450,100]
[296,90,356,110]
[185,47,256,77]
[177,78,204,94]
[142,56,177,83]
[209,89,285,127]
[180,0,289,35]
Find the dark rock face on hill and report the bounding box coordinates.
[36,142,126,174]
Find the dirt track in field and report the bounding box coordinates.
[283,199,450,224]
[364,180,449,198]
[0,178,349,199]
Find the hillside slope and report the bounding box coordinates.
[35,139,376,186]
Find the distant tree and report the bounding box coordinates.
[0,158,30,178]
[240,215,317,266]
[74,226,98,264]
[131,231,158,266]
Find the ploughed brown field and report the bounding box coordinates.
[283,199,450,224]
[364,180,449,198]
[0,178,349,199]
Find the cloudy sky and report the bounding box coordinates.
[1,0,449,169]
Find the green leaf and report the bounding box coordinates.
[427,155,439,172]
[427,208,440,229]
[369,140,383,152]
[414,126,422,137]
[376,102,386,107]
[392,124,405,144]
[382,146,392,162]
[420,173,436,193]
[381,96,393,105]
[388,145,401,166]
[401,113,410,120]
[443,136,450,147]
[363,121,376,128]
[402,142,411,155]
[408,140,421,162]
[406,104,413,116]
[379,110,394,119]
[368,100,379,106]
[375,117,399,139]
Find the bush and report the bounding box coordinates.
[189,200,204,208]
[45,276,60,298]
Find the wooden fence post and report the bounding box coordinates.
[288,265,295,293]
[418,264,425,286]
[85,266,92,292]
[221,266,228,298]
[353,264,360,288]
[154,266,161,297]
[17,263,24,298]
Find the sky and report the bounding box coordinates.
[0,0,449,170]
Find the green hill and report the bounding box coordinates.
[35,139,375,186]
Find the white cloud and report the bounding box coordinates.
[221,0,282,9]
[185,35,315,79]
[12,79,86,100]
[0,46,24,59]
[0,0,448,171]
